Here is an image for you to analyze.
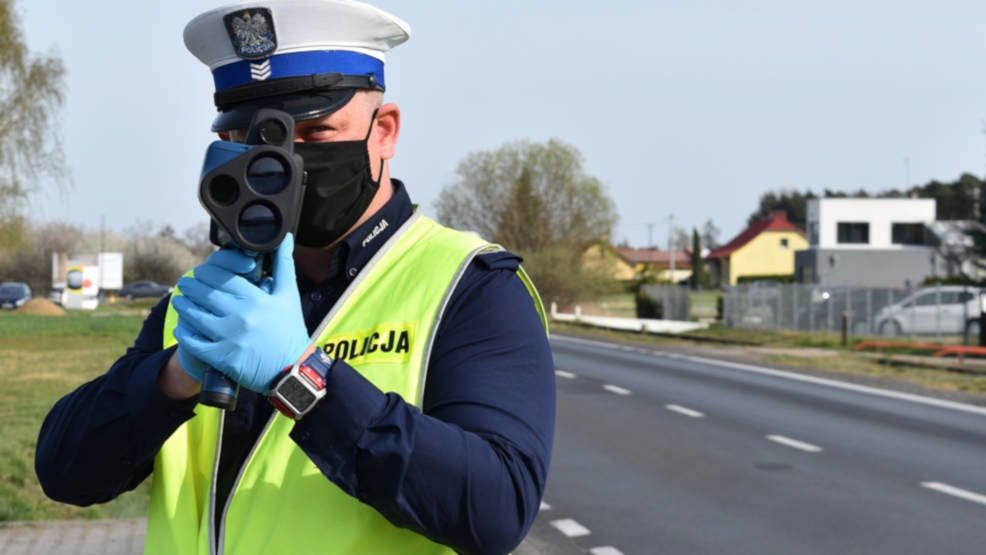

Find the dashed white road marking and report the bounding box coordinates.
[766,434,823,453]
[665,404,705,418]
[555,370,576,379]
[552,334,986,416]
[539,501,551,511]
[603,384,632,395]
[590,547,625,555]
[922,482,986,507]
[550,518,591,538]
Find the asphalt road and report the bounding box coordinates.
[535,334,986,555]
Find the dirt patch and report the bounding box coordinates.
[14,299,66,316]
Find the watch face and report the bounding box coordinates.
[279,376,317,410]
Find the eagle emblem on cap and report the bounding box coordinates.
[223,8,277,60]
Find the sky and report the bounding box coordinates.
[19,0,986,250]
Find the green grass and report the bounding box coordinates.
[577,292,636,318]
[0,309,151,521]
[686,325,853,348]
[690,290,720,319]
[762,352,986,394]
[93,298,158,314]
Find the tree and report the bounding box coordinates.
[181,221,217,260]
[749,175,983,232]
[690,228,707,289]
[435,138,619,306]
[912,173,980,221]
[668,224,689,255]
[747,190,816,229]
[701,219,721,250]
[0,221,82,295]
[124,222,202,285]
[0,0,68,250]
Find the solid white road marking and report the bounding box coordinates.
[552,334,986,417]
[922,482,986,507]
[665,404,705,418]
[766,434,823,453]
[603,384,632,395]
[539,501,551,511]
[550,518,591,538]
[590,547,625,555]
[555,370,576,379]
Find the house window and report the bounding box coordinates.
[808,222,818,245]
[780,238,789,248]
[837,222,869,244]
[892,222,926,245]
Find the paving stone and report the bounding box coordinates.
[0,519,146,555]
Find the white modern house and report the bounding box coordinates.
[795,198,939,287]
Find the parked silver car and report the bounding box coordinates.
[873,286,982,337]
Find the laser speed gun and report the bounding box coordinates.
[195,109,306,410]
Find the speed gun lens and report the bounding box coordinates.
[247,154,290,195]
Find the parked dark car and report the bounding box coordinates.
[0,282,32,309]
[119,280,173,300]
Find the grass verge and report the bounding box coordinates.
[550,321,986,395]
[0,309,152,521]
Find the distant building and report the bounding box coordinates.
[582,242,636,281]
[795,198,938,287]
[614,247,692,283]
[581,242,691,283]
[706,211,807,286]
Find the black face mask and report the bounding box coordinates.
[292,110,381,248]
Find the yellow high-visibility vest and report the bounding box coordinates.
[146,212,546,555]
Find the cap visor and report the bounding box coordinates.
[210,89,358,132]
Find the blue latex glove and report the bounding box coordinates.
[173,249,260,382]
[171,234,309,393]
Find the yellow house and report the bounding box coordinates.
[706,211,807,286]
[583,242,693,283]
[582,242,636,281]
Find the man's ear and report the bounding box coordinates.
[218,131,231,141]
[373,103,400,161]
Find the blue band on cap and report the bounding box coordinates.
[213,50,385,92]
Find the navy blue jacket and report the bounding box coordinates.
[35,181,555,555]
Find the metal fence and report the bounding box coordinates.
[722,283,983,342]
[639,284,692,321]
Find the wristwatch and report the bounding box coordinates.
[269,350,334,420]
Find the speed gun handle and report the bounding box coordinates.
[198,251,268,411]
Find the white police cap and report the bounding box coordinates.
[184,0,411,131]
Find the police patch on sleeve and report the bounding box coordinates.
[224,8,277,60]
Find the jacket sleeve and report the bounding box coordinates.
[291,252,555,555]
[35,295,199,506]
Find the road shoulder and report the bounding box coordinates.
[552,330,986,408]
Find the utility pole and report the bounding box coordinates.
[646,222,655,249]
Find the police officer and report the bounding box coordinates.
[35,2,555,554]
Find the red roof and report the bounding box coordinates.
[614,247,690,267]
[706,211,803,259]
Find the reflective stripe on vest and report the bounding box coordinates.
[146,212,547,555]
